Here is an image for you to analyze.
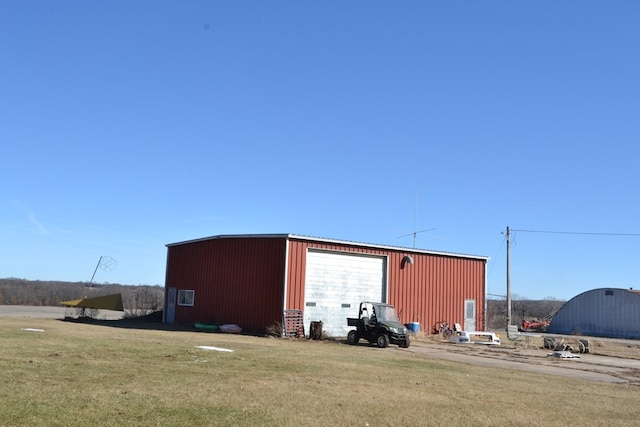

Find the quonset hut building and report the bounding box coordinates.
[163,234,489,337]
[547,288,640,339]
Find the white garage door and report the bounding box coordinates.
[304,250,387,337]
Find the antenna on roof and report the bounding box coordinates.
[398,229,436,248]
[397,193,436,248]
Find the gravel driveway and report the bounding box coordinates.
[406,340,640,385]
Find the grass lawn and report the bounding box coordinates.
[1,317,638,426]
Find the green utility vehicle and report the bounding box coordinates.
[346,302,410,348]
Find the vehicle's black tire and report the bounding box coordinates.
[376,333,390,348]
[347,330,359,345]
[400,337,410,348]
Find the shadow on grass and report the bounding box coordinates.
[58,311,195,332]
[59,312,356,344]
[58,312,307,339]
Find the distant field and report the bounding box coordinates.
[1,314,640,426]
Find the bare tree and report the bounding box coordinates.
[536,297,564,320]
[123,285,164,317]
[512,298,530,325]
[0,278,164,315]
[486,298,507,330]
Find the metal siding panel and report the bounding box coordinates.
[548,288,640,339]
[166,235,487,336]
[286,240,307,310]
[387,253,486,334]
[165,237,286,332]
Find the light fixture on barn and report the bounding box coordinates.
[401,255,414,269]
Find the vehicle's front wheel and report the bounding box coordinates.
[376,333,390,348]
[347,330,359,345]
[400,337,410,348]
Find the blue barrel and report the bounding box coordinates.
[406,322,420,333]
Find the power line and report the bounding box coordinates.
[513,229,640,237]
[487,233,506,280]
[487,293,506,299]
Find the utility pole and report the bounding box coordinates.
[506,226,511,327]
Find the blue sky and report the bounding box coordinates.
[2,2,639,300]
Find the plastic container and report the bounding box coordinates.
[195,323,219,332]
[220,324,242,334]
[406,322,420,333]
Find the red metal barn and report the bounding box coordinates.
[163,234,489,336]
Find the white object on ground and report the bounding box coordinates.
[195,345,234,352]
[548,351,580,359]
[219,324,242,334]
[21,328,45,332]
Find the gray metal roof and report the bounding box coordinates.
[166,233,489,261]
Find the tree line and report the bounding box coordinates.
[0,278,164,317]
[1,278,564,328]
[486,296,565,330]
